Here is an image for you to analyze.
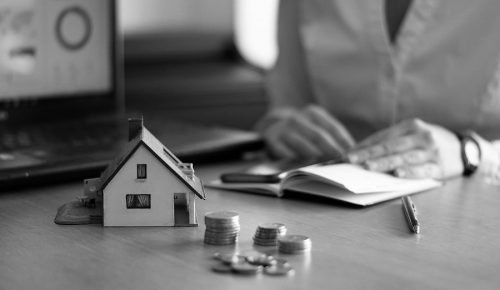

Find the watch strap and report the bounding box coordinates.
[455,131,481,176]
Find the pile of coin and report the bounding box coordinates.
[253,223,287,246]
[212,252,294,276]
[204,211,240,245]
[278,235,312,254]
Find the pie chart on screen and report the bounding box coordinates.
[55,6,92,51]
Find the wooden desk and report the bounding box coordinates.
[1,161,499,290]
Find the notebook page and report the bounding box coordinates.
[295,164,441,194]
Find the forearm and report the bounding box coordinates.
[258,0,314,133]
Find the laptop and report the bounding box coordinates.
[0,0,262,190]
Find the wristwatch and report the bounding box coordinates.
[456,131,482,176]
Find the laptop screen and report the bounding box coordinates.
[0,0,119,122]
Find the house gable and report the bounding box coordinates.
[98,128,205,200]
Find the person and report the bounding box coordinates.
[257,0,500,180]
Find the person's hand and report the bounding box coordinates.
[347,118,464,179]
[261,105,355,160]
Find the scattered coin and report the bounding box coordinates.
[264,262,294,276]
[246,254,277,267]
[211,251,295,277]
[231,261,263,275]
[213,253,246,265]
[211,263,233,273]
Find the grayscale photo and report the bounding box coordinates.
[1,1,499,289]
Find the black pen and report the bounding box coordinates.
[402,196,420,234]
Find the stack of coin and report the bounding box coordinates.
[204,211,240,245]
[253,223,287,246]
[278,235,312,254]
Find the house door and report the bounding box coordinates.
[174,193,189,226]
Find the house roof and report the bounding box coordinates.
[98,126,205,199]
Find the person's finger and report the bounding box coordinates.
[348,131,432,163]
[348,144,385,164]
[281,131,323,158]
[364,154,405,172]
[290,114,344,158]
[401,149,437,165]
[363,149,437,172]
[303,105,355,150]
[393,163,442,179]
[357,118,426,148]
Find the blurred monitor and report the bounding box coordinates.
[0,0,120,122]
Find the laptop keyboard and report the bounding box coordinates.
[0,118,263,189]
[0,119,125,169]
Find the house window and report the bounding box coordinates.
[137,164,147,179]
[163,148,181,164]
[126,194,151,209]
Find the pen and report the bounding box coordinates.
[401,196,420,234]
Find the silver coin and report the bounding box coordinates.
[205,232,239,238]
[278,235,312,250]
[264,263,294,276]
[253,239,278,246]
[205,231,239,236]
[254,242,278,247]
[204,237,238,243]
[213,253,246,265]
[211,263,233,273]
[205,233,239,238]
[255,231,286,239]
[255,229,285,234]
[206,232,240,237]
[205,225,240,230]
[204,240,237,246]
[205,211,239,220]
[205,220,240,225]
[246,254,277,267]
[231,261,263,275]
[278,234,311,244]
[205,221,239,226]
[254,234,282,240]
[253,236,278,241]
[205,238,239,243]
[258,222,286,230]
[204,236,238,242]
[278,241,312,248]
[205,224,240,229]
[278,245,312,252]
[278,248,311,254]
[253,238,278,242]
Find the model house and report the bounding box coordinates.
[81,117,205,227]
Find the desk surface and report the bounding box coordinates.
[1,161,499,290]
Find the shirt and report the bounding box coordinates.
[265,0,500,140]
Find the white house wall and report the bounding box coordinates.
[103,145,196,226]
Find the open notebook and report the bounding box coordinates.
[208,163,442,206]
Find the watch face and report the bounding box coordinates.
[464,139,481,166]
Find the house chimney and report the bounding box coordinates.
[128,117,143,141]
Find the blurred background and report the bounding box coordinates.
[120,0,279,130]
